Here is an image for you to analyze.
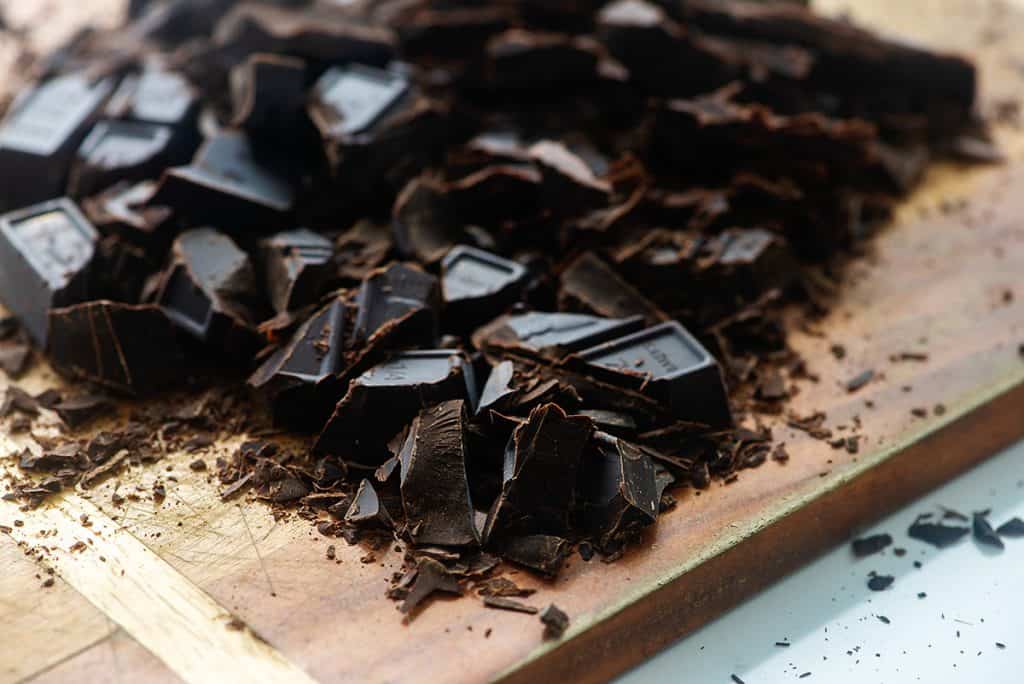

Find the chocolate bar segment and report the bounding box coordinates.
[106,69,198,130]
[310,63,410,138]
[575,321,732,427]
[560,251,666,325]
[442,245,527,327]
[47,301,185,396]
[248,298,347,429]
[155,227,261,355]
[472,311,644,360]
[578,432,659,547]
[0,198,98,344]
[0,73,117,210]
[259,228,334,314]
[68,120,182,198]
[352,262,440,346]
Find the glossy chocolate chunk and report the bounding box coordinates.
[396,6,514,58]
[150,130,293,229]
[248,298,346,429]
[484,403,593,540]
[352,262,440,346]
[560,251,665,325]
[310,64,410,138]
[527,140,610,214]
[106,69,198,130]
[68,120,181,198]
[575,321,732,427]
[579,432,659,546]
[441,245,527,327]
[154,228,261,355]
[0,73,117,210]
[231,54,307,134]
[345,478,394,529]
[82,180,173,248]
[477,360,517,415]
[259,228,334,314]
[0,198,98,344]
[472,311,644,360]
[497,534,572,577]
[486,30,600,90]
[392,176,460,264]
[705,227,798,296]
[315,350,476,466]
[398,399,479,547]
[47,301,185,395]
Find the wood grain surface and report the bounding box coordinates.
[3,1,1024,683]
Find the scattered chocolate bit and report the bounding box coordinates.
[52,394,114,429]
[483,596,538,615]
[867,574,894,591]
[909,515,970,548]
[845,369,875,393]
[877,615,891,625]
[539,603,570,640]
[852,533,892,558]
[400,558,463,616]
[996,517,1024,538]
[973,512,1004,549]
[731,676,745,684]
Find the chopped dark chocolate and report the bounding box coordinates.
[477,360,518,415]
[579,433,659,547]
[106,69,198,131]
[908,515,970,548]
[867,574,894,591]
[441,245,528,328]
[851,533,892,558]
[68,120,189,199]
[52,394,115,429]
[972,512,1004,550]
[0,343,32,379]
[996,517,1024,538]
[560,252,666,326]
[352,262,441,347]
[539,603,570,640]
[483,596,538,614]
[47,302,185,395]
[400,557,462,616]
[259,228,334,314]
[345,478,394,529]
[473,311,644,360]
[0,198,98,345]
[845,369,875,393]
[499,534,572,577]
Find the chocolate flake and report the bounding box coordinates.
[852,533,892,558]
[539,604,570,640]
[972,512,1004,550]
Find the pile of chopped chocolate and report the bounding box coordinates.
[0,0,992,615]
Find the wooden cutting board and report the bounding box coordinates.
[4,1,1024,682]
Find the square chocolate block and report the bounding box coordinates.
[311,64,410,138]
[68,120,180,198]
[577,321,732,427]
[0,198,98,344]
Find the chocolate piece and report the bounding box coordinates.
[345,478,394,529]
[579,433,659,546]
[248,298,346,429]
[259,228,334,314]
[392,176,460,265]
[231,53,306,136]
[315,350,477,465]
[68,120,183,199]
[485,403,593,540]
[155,228,261,355]
[106,69,198,130]
[397,6,514,58]
[867,574,894,591]
[0,198,98,345]
[352,262,440,346]
[907,515,969,548]
[150,130,293,229]
[399,557,462,615]
[47,302,185,395]
[477,360,517,415]
[52,394,114,429]
[310,63,409,138]
[997,518,1024,538]
[442,245,527,326]
[0,73,116,210]
[483,596,538,614]
[973,512,1004,550]
[82,180,173,247]
[499,535,572,577]
[851,533,892,558]
[486,30,599,90]
[539,603,570,639]
[560,252,666,325]
[399,400,479,547]
[574,321,732,427]
[577,409,637,433]
[473,311,644,360]
[527,140,610,214]
[0,343,32,379]
[336,219,393,282]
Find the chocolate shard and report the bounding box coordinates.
[996,518,1024,538]
[345,478,394,529]
[0,343,32,379]
[972,512,1004,550]
[310,63,410,139]
[560,252,666,326]
[47,301,186,395]
[703,227,798,297]
[392,175,461,265]
[482,596,538,614]
[0,73,117,210]
[149,130,293,229]
[396,6,514,58]
[155,228,261,356]
[0,198,98,345]
[851,533,892,558]
[82,180,173,248]
[400,557,463,615]
[486,30,600,90]
[472,311,644,361]
[499,534,572,577]
[527,140,611,214]
[105,69,199,131]
[399,400,479,547]
[52,393,115,429]
[442,245,527,328]
[477,360,518,415]
[540,603,570,640]
[484,403,594,540]
[352,262,440,347]
[315,350,477,466]
[248,298,346,429]
[572,321,733,428]
[214,4,396,67]
[907,515,969,548]
[231,53,307,136]
[578,432,659,546]
[259,228,334,314]
[68,120,186,199]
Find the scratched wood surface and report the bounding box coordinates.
[3,1,1024,683]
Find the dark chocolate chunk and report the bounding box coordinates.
[391,176,460,265]
[106,69,198,130]
[315,350,476,465]
[560,252,665,325]
[0,73,117,210]
[472,311,644,360]
[399,557,462,616]
[483,596,538,614]
[344,478,394,529]
[996,517,1024,538]
[528,140,610,214]
[47,302,186,395]
[487,30,599,90]
[578,433,659,546]
[973,512,1004,550]
[68,120,186,199]
[259,228,334,314]
[577,409,638,434]
[398,400,479,547]
[352,262,440,347]
[574,321,732,428]
[231,53,307,137]
[150,130,293,229]
[499,534,572,577]
[867,574,894,591]
[908,515,970,548]
[82,180,173,247]
[310,63,409,138]
[539,603,570,640]
[484,403,593,540]
[52,394,115,429]
[0,343,32,379]
[477,360,517,415]
[249,298,346,429]
[0,198,98,345]
[441,245,527,327]
[845,369,875,393]
[851,533,892,558]
[155,228,261,355]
